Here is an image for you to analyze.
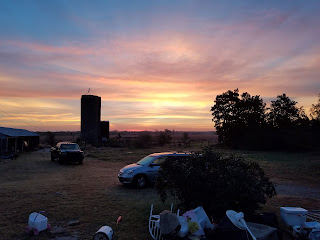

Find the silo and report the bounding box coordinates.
[101,121,110,140]
[81,95,101,144]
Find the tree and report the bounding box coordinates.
[46,131,56,146]
[155,147,276,219]
[211,89,267,147]
[157,129,172,146]
[134,131,153,149]
[210,89,240,145]
[310,94,320,120]
[237,92,267,128]
[309,94,320,149]
[181,132,189,145]
[266,94,312,150]
[267,94,303,128]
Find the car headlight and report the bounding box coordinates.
[124,169,134,175]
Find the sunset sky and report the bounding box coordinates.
[0,1,319,132]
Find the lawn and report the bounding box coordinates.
[0,145,319,239]
[216,148,320,186]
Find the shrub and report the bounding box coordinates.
[181,132,189,144]
[155,146,276,219]
[134,132,153,149]
[46,131,56,146]
[157,129,172,146]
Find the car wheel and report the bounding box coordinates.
[78,159,83,165]
[134,175,148,188]
[51,154,55,161]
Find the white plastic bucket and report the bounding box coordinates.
[93,226,113,240]
[28,212,48,232]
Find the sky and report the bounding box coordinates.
[0,0,319,132]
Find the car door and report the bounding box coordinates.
[147,156,168,183]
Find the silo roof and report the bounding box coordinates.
[0,127,39,137]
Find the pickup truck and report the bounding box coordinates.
[51,142,84,165]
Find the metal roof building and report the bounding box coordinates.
[0,127,39,156]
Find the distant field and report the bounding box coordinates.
[37,131,219,146]
[0,145,319,239]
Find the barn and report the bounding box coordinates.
[0,127,39,156]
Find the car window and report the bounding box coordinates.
[137,156,156,166]
[152,156,167,165]
[60,144,79,150]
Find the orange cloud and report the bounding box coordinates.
[1,9,320,131]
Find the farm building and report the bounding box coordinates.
[0,127,39,155]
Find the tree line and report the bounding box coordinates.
[211,89,320,150]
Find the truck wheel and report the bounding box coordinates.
[134,175,148,188]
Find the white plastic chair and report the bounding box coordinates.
[149,204,175,240]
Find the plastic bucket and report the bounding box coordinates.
[28,212,48,232]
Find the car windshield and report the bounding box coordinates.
[136,156,157,166]
[60,144,79,150]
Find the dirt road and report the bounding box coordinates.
[276,183,320,200]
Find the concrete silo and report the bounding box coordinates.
[101,121,109,141]
[81,95,101,144]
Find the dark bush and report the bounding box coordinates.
[181,132,189,145]
[134,132,153,149]
[157,129,172,146]
[155,146,276,219]
[46,131,56,146]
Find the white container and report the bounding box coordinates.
[28,212,48,232]
[178,216,189,237]
[280,207,308,227]
[193,206,214,229]
[93,226,113,240]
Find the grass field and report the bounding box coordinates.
[0,145,319,239]
[216,149,320,187]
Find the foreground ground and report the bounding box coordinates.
[0,146,319,239]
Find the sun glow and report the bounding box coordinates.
[0,2,319,131]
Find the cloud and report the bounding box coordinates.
[0,1,320,130]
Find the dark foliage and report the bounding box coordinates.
[211,89,267,148]
[134,131,153,148]
[181,132,189,144]
[267,93,306,128]
[46,131,56,146]
[155,147,276,219]
[211,90,320,150]
[157,129,173,146]
[310,94,320,121]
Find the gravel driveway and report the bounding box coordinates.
[276,183,320,199]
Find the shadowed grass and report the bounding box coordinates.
[0,147,319,239]
[215,149,320,186]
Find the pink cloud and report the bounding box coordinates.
[1,9,320,131]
